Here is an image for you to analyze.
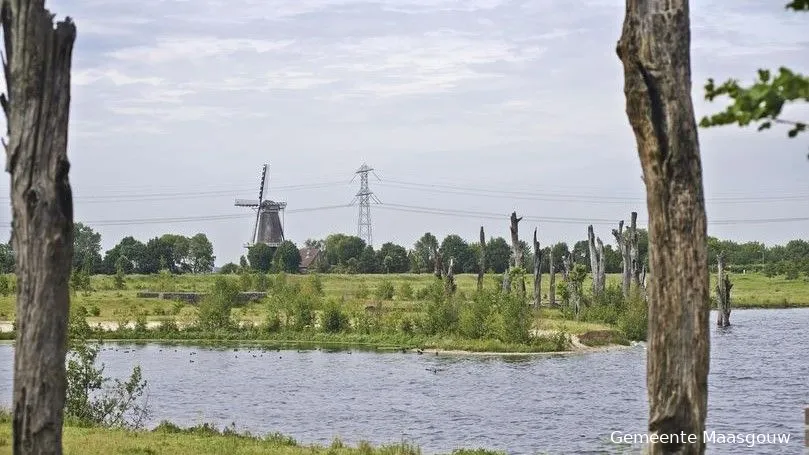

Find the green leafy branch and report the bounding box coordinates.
[700,68,809,138]
[700,1,808,142]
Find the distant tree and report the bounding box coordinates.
[247,243,274,273]
[139,237,175,274]
[273,241,301,273]
[357,245,380,273]
[0,242,15,274]
[571,240,590,267]
[377,242,409,273]
[484,237,511,273]
[239,255,248,269]
[411,233,439,273]
[219,262,239,274]
[549,242,570,272]
[304,238,324,249]
[73,222,102,273]
[440,234,475,274]
[603,244,623,274]
[102,236,146,275]
[188,233,215,273]
[323,234,366,267]
[160,234,191,273]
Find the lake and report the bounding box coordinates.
[1,308,808,454]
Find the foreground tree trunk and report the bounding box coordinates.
[617,1,710,454]
[715,253,732,327]
[2,1,76,453]
[532,227,542,307]
[477,226,485,291]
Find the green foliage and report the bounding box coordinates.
[305,273,324,296]
[71,268,92,296]
[0,275,9,297]
[273,240,302,273]
[219,262,239,274]
[239,271,253,292]
[459,291,493,339]
[113,256,127,290]
[398,282,413,300]
[421,281,458,335]
[377,242,410,273]
[65,306,150,428]
[247,243,274,273]
[354,281,369,299]
[702,0,807,152]
[374,280,395,300]
[321,301,350,333]
[0,243,15,274]
[254,273,270,292]
[197,277,240,330]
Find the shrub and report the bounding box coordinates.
[87,305,101,317]
[617,290,648,341]
[0,275,10,297]
[321,302,349,333]
[305,273,324,296]
[398,282,414,300]
[355,282,369,299]
[422,282,458,335]
[264,312,282,333]
[254,273,270,292]
[459,291,493,339]
[219,262,239,274]
[197,277,240,330]
[498,293,532,344]
[239,271,253,291]
[374,280,395,300]
[158,318,179,334]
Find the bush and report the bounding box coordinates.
[0,274,11,297]
[398,282,414,300]
[87,304,101,317]
[498,293,532,344]
[617,291,648,341]
[422,282,458,335]
[197,277,240,330]
[354,282,369,299]
[254,273,270,292]
[219,262,239,274]
[305,274,324,296]
[264,312,282,333]
[375,280,395,300]
[459,291,493,339]
[321,301,349,333]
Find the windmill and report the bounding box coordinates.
[235,164,287,248]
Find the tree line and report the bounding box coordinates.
[1,222,806,278]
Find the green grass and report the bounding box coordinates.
[0,412,505,455]
[2,272,805,322]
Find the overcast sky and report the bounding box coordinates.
[1,0,807,265]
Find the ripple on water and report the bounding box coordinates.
[1,309,808,454]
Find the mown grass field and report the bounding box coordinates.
[0,415,502,455]
[1,271,805,325]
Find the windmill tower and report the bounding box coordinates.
[235,164,286,248]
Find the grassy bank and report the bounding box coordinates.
[0,272,805,324]
[0,413,503,455]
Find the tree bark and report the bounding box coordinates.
[432,245,443,280]
[617,1,710,453]
[445,257,456,295]
[504,212,523,294]
[715,252,732,327]
[2,1,76,454]
[596,237,606,296]
[548,246,556,307]
[477,226,485,291]
[532,227,542,307]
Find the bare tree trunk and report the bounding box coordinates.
[715,253,732,327]
[445,257,456,295]
[587,225,605,298]
[477,226,485,291]
[629,211,641,289]
[596,237,606,296]
[617,1,710,453]
[548,246,556,307]
[561,253,572,282]
[532,227,542,307]
[613,219,632,299]
[3,2,77,454]
[504,212,523,294]
[432,245,443,280]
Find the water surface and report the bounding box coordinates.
[1,309,807,454]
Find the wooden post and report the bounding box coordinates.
[477,226,485,291]
[548,244,556,307]
[532,227,542,307]
[3,1,77,453]
[715,252,732,327]
[617,1,710,453]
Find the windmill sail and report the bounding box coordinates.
[235,164,286,248]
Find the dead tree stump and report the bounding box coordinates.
[477,226,485,291]
[613,219,632,299]
[617,1,710,453]
[503,211,523,294]
[548,246,556,307]
[2,1,77,453]
[587,225,606,298]
[629,212,641,289]
[715,252,732,327]
[432,246,443,280]
[445,257,456,295]
[532,227,542,307]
